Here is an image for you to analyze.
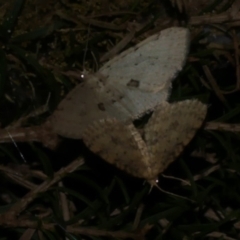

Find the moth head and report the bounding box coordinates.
[147,178,159,187]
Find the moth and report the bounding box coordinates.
[82,100,207,187]
[0,27,189,151]
[0,27,205,193]
[50,27,189,139]
[0,27,206,185]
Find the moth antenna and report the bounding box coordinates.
[82,21,99,79]
[80,24,91,82]
[82,21,91,73]
[161,174,191,186]
[150,180,195,202]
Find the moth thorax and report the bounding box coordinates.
[147,178,159,189]
[86,73,107,91]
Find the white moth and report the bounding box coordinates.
[50,27,206,194]
[82,100,207,187]
[50,27,190,139]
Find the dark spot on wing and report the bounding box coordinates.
[127,79,140,88]
[98,103,106,111]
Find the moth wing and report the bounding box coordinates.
[99,27,189,118]
[100,27,189,92]
[144,100,207,175]
[51,73,163,138]
[82,119,154,180]
[50,75,135,139]
[50,27,190,138]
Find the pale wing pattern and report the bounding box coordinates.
[51,27,189,138]
[51,74,172,139]
[50,82,107,139]
[100,27,189,92]
[99,27,189,120]
[82,119,153,179]
[51,75,134,138]
[144,100,207,177]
